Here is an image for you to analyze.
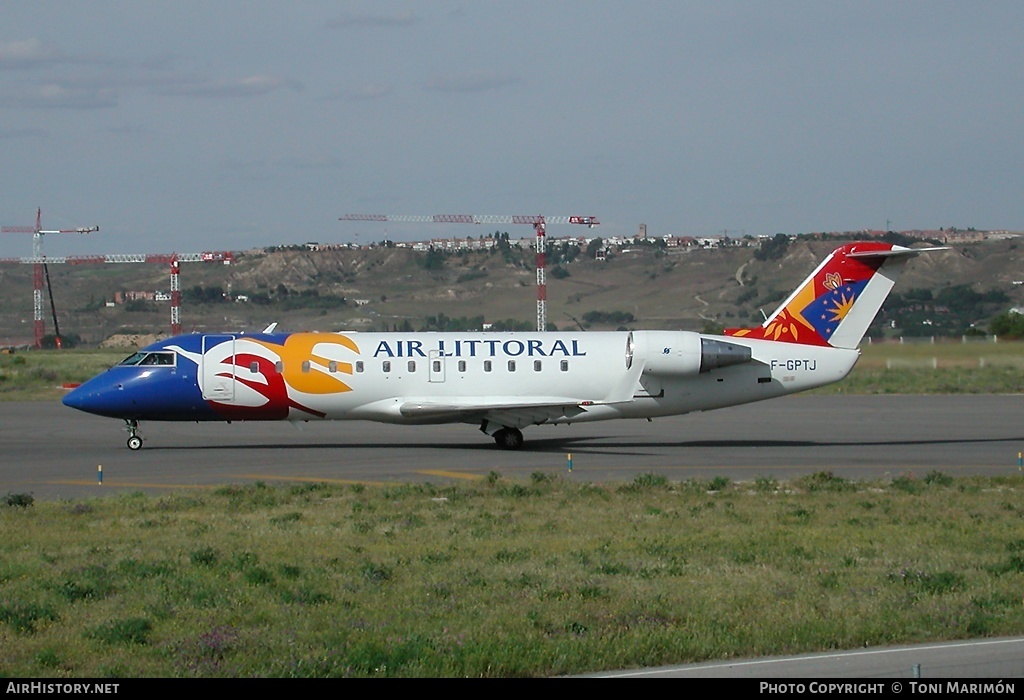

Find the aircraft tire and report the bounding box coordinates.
[127,436,143,451]
[493,427,524,450]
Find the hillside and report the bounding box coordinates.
[1,237,1021,347]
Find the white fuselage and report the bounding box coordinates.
[179,330,859,428]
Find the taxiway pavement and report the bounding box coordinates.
[3,394,1022,500]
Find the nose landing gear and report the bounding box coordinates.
[124,419,144,450]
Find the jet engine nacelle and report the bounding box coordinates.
[632,331,752,377]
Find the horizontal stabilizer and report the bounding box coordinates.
[846,246,948,259]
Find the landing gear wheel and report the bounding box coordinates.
[124,419,144,450]
[493,427,524,451]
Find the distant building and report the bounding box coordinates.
[695,236,724,248]
[114,291,157,304]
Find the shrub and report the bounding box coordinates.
[87,617,153,645]
[796,471,854,493]
[4,492,34,508]
[0,602,58,633]
[890,475,923,494]
[707,476,731,492]
[924,470,954,486]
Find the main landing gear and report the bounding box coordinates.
[481,420,525,450]
[124,419,144,450]
[492,427,524,451]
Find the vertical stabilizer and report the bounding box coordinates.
[726,243,944,349]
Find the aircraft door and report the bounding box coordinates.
[429,349,446,383]
[201,335,236,401]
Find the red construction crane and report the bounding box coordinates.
[0,250,235,343]
[340,213,599,331]
[2,209,98,348]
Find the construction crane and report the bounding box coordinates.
[0,251,234,344]
[340,214,599,331]
[42,261,63,348]
[2,209,98,348]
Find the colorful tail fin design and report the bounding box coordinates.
[726,243,944,349]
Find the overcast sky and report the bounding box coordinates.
[1,1,1022,258]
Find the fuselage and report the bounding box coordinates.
[63,329,859,427]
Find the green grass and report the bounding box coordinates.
[0,349,124,401]
[2,473,1024,677]
[810,340,1024,394]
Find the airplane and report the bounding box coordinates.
[63,242,941,450]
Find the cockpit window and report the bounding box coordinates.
[120,352,175,367]
[119,352,147,366]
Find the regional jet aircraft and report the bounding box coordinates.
[63,242,938,450]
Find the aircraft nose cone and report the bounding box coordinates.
[62,382,106,413]
[61,378,126,417]
[61,386,87,410]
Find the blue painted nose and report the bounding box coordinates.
[62,377,129,418]
[61,385,87,410]
[62,366,214,421]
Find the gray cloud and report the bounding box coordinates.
[277,155,345,170]
[0,126,47,138]
[153,74,303,98]
[425,72,522,93]
[347,83,393,100]
[0,38,66,70]
[106,124,156,138]
[0,38,120,71]
[223,155,344,170]
[0,83,118,109]
[325,11,420,29]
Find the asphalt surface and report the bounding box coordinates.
[3,394,1022,499]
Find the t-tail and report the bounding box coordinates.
[726,242,946,349]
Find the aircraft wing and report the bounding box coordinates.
[398,396,627,428]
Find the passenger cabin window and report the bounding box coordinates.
[355,361,364,373]
[275,361,284,374]
[457,360,466,372]
[408,360,416,372]
[432,360,441,373]
[484,360,492,372]
[533,360,542,372]
[301,360,311,373]
[328,361,338,373]
[507,360,516,372]
[560,360,569,372]
[249,361,259,374]
[382,361,391,373]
